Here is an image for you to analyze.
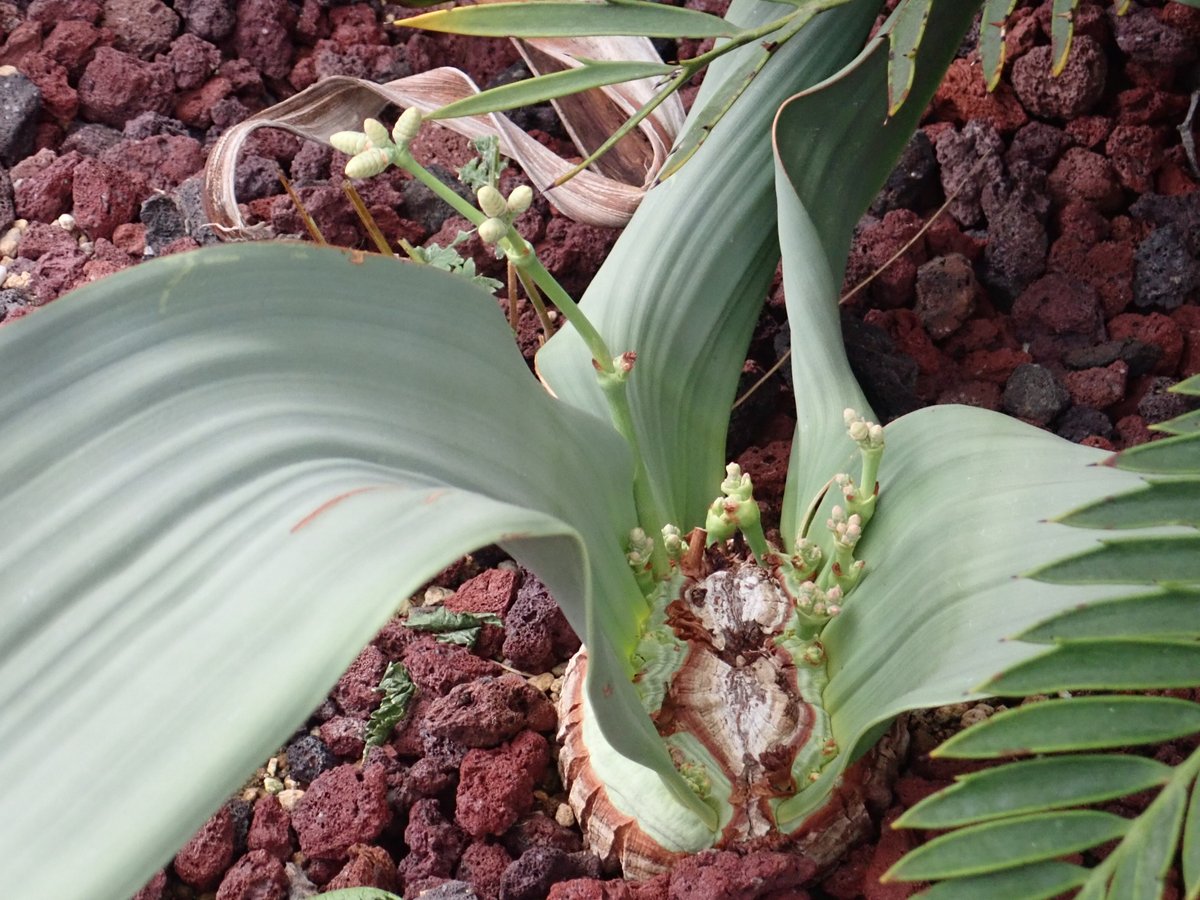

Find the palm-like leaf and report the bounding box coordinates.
[886,375,1200,899]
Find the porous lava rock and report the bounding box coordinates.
[422,674,558,750]
[324,843,401,893]
[291,763,391,861]
[246,795,292,861]
[1011,36,1107,120]
[456,730,550,839]
[173,805,236,890]
[502,571,580,674]
[214,849,288,900]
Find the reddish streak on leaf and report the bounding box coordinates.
[290,486,386,533]
[422,490,447,504]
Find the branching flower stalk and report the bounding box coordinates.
[331,109,670,579]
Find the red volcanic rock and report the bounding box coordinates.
[457,840,513,900]
[165,32,220,91]
[844,209,929,307]
[862,808,922,900]
[1049,148,1124,213]
[422,674,557,750]
[1012,273,1105,344]
[214,849,288,900]
[456,730,549,839]
[1048,237,1134,320]
[403,637,504,696]
[246,794,292,861]
[549,878,635,900]
[42,21,108,78]
[291,763,391,861]
[445,568,520,618]
[17,220,76,259]
[19,53,77,122]
[401,797,469,885]
[1172,306,1200,377]
[102,0,180,60]
[1012,37,1107,120]
[325,843,401,893]
[14,150,83,222]
[130,870,167,900]
[319,715,367,757]
[1108,313,1184,375]
[78,46,172,127]
[1106,125,1167,194]
[930,57,1027,134]
[72,156,146,240]
[333,643,387,716]
[173,805,235,890]
[1065,114,1112,150]
[99,134,204,190]
[233,0,296,80]
[666,849,816,900]
[27,0,102,24]
[1063,361,1129,409]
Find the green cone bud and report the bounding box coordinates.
[478,217,508,244]
[362,118,390,147]
[477,185,507,219]
[330,131,369,156]
[507,185,533,214]
[393,107,423,146]
[345,147,391,179]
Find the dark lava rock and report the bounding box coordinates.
[173,805,236,890]
[503,812,584,858]
[935,121,1005,227]
[869,130,939,216]
[456,731,549,840]
[1057,405,1115,443]
[982,198,1047,304]
[140,194,187,255]
[233,0,296,80]
[215,848,288,900]
[1011,37,1107,120]
[500,847,603,900]
[915,253,980,339]
[423,674,557,750]
[175,0,236,42]
[1109,312,1184,375]
[1006,120,1070,171]
[0,69,41,165]
[402,797,470,885]
[247,795,292,861]
[1002,364,1071,425]
[103,0,181,60]
[60,122,124,157]
[842,311,921,420]
[1130,193,1200,255]
[418,881,481,899]
[1113,4,1198,66]
[1063,339,1162,377]
[292,763,391,861]
[1138,376,1193,424]
[285,733,337,784]
[319,715,367,758]
[502,570,580,673]
[1134,225,1200,310]
[165,32,221,92]
[1012,273,1104,345]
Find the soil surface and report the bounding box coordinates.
[2,0,1199,898]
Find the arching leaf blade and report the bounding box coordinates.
[912,861,1089,899]
[1154,409,1200,435]
[884,811,1129,881]
[882,0,931,114]
[984,639,1200,694]
[1107,778,1187,900]
[1110,432,1200,475]
[1030,535,1200,585]
[896,755,1172,829]
[979,0,1019,91]
[935,696,1200,758]
[1017,587,1200,642]
[1185,766,1200,899]
[396,1,739,38]
[427,61,676,120]
[1050,0,1079,75]
[1055,480,1200,529]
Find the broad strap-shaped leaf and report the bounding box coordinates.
[1030,534,1200,584]
[396,1,739,39]
[896,755,1173,829]
[536,0,882,530]
[979,0,1019,91]
[772,0,979,533]
[0,244,705,897]
[1056,480,1200,528]
[1017,586,1200,642]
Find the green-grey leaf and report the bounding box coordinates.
[1050,0,1079,75]
[1111,432,1200,475]
[322,890,403,900]
[1107,778,1187,900]
[1055,479,1200,529]
[404,606,502,647]
[881,0,931,114]
[885,810,1129,881]
[1017,587,1200,642]
[0,243,703,897]
[397,1,738,38]
[1030,535,1200,584]
[364,661,416,750]
[536,0,881,530]
[984,639,1200,693]
[936,696,1200,758]
[1174,373,1200,396]
[772,0,977,526]
[896,755,1172,829]
[913,861,1089,899]
[428,61,676,120]
[1154,408,1200,435]
[979,0,1019,91]
[1185,763,1200,899]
